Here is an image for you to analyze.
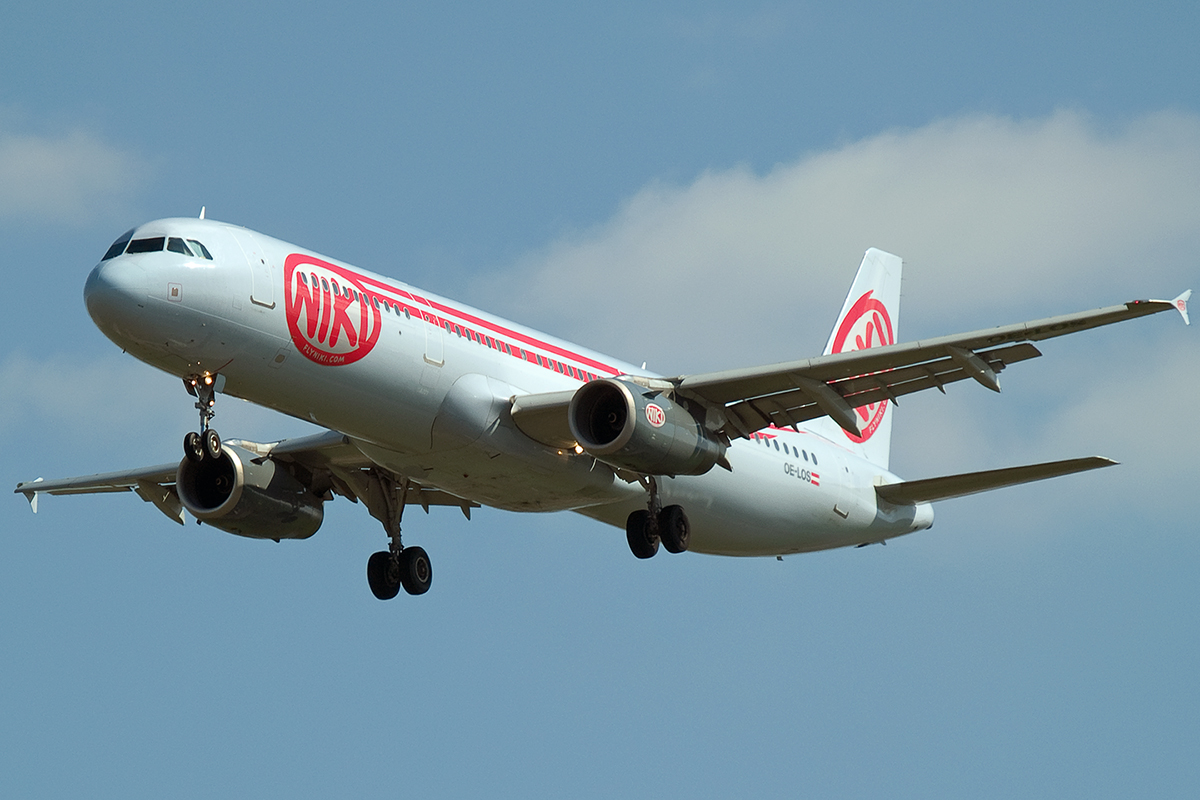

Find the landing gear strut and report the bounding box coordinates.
[363,472,432,599]
[625,476,690,559]
[183,373,222,463]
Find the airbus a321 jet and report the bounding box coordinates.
[16,216,1191,599]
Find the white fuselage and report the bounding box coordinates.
[84,218,933,556]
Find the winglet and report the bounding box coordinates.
[1171,290,1191,325]
[17,478,44,513]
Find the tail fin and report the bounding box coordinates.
[808,248,903,469]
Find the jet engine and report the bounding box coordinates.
[176,443,324,539]
[568,378,725,476]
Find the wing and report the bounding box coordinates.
[512,294,1190,446]
[15,429,479,524]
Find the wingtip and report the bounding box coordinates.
[1171,289,1191,325]
[16,478,44,513]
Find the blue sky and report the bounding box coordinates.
[2,3,1198,798]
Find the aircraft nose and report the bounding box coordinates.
[84,258,148,332]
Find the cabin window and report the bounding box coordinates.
[811,453,818,465]
[187,240,213,260]
[126,237,165,253]
[102,229,135,260]
[167,237,192,256]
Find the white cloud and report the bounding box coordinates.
[0,127,147,223]
[476,110,1200,374]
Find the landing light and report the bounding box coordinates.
[574,444,584,455]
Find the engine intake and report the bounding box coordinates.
[176,444,324,539]
[568,378,724,476]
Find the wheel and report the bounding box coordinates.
[659,505,690,553]
[400,546,432,595]
[625,510,660,559]
[184,431,204,463]
[203,429,222,460]
[366,551,401,600]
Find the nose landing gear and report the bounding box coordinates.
[182,373,222,463]
[625,476,690,559]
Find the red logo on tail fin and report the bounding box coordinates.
[831,291,895,443]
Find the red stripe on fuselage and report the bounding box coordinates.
[322,265,621,378]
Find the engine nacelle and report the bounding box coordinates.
[568,378,724,476]
[176,444,324,540]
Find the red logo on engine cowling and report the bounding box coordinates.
[645,403,666,428]
[831,290,894,443]
[284,253,382,366]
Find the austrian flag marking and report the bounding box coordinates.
[284,253,382,366]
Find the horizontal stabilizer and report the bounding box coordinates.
[875,456,1117,505]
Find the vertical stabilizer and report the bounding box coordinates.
[807,248,902,469]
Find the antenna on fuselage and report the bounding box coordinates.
[199,206,206,219]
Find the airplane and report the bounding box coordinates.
[15,215,1191,599]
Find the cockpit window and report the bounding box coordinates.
[126,237,166,254]
[187,240,214,260]
[102,229,135,261]
[167,237,193,256]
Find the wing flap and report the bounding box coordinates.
[875,456,1117,505]
[721,343,1041,437]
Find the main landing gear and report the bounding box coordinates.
[625,476,690,559]
[182,373,222,463]
[363,473,432,600]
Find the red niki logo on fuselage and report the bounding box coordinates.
[831,290,895,443]
[284,254,382,366]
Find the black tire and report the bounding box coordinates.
[659,505,690,554]
[184,431,204,463]
[203,429,222,460]
[366,551,401,600]
[400,546,432,595]
[626,510,660,559]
